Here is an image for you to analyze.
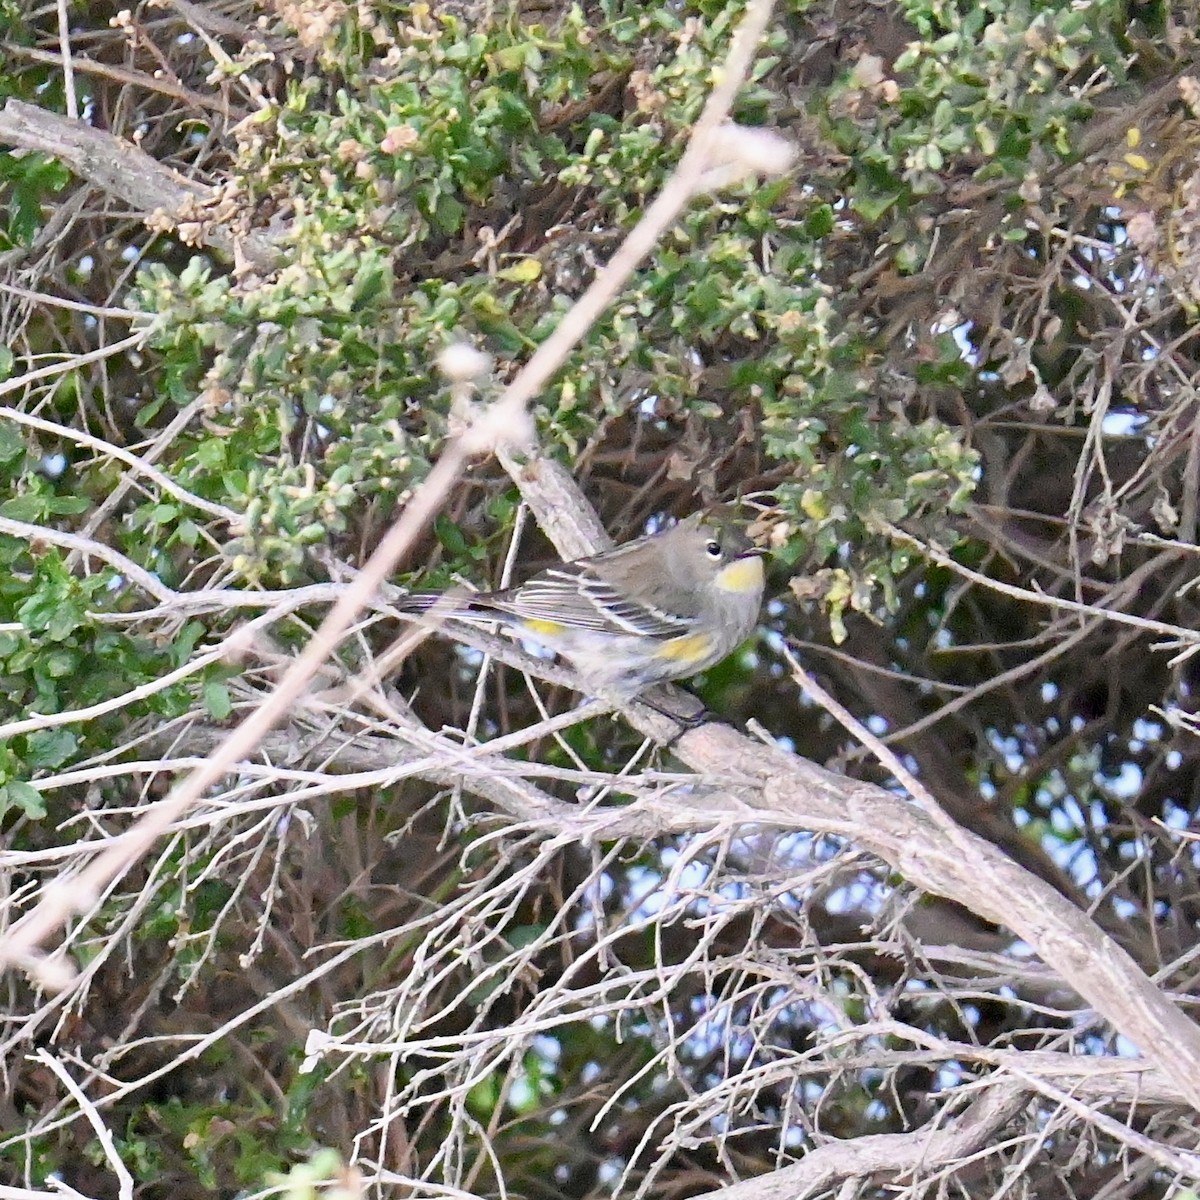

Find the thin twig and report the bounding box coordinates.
[0,403,237,523]
[0,516,174,603]
[0,281,145,319]
[34,1049,133,1200]
[55,0,78,119]
[782,642,960,835]
[0,330,150,401]
[887,523,1200,646]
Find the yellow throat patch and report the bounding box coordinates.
[713,555,764,594]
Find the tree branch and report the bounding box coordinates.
[495,454,1200,1115]
[694,1083,1027,1200]
[0,98,278,269]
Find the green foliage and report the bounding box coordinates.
[0,152,70,249]
[0,528,221,798]
[128,0,980,609]
[117,1085,319,1190]
[831,0,1125,250]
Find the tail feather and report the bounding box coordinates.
[394,592,443,613]
[394,591,498,620]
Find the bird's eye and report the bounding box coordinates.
[705,539,723,559]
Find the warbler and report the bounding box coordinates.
[398,511,766,696]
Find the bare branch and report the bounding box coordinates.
[498,456,1200,1116]
[691,1084,1027,1200]
[32,1050,133,1200]
[0,99,277,268]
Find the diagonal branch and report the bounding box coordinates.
[0,0,789,982]
[694,1083,1027,1200]
[496,454,1200,1116]
[0,98,279,268]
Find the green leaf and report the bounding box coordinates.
[0,495,46,522]
[203,680,233,720]
[853,190,901,223]
[136,395,169,426]
[433,191,465,233]
[805,204,835,237]
[0,780,47,821]
[0,422,25,463]
[24,728,78,769]
[434,514,469,558]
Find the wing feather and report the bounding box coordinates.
[492,564,692,638]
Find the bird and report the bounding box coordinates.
[395,510,766,697]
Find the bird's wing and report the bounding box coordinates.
[496,565,693,638]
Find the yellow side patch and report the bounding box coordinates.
[521,617,567,637]
[655,632,716,663]
[713,555,764,594]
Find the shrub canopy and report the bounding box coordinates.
[2,0,1200,1195]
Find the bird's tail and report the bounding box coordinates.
[394,591,497,622]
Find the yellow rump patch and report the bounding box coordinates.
[655,632,716,663]
[521,617,567,637]
[713,555,764,594]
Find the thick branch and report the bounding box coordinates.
[0,99,279,269]
[498,454,1200,1115]
[696,1084,1027,1200]
[163,707,1200,1119]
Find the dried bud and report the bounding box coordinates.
[438,343,492,383]
[706,123,797,180]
